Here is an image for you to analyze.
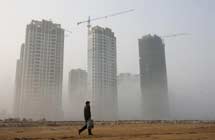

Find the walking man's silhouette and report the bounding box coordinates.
[78,101,93,135]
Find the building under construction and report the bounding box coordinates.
[14,20,64,120]
[88,26,118,121]
[139,34,169,120]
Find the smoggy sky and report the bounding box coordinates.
[0,0,214,119]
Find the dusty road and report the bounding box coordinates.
[0,123,215,140]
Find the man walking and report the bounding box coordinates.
[78,101,93,135]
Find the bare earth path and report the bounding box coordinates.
[0,123,215,140]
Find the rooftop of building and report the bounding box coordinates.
[29,19,61,28]
[139,34,162,42]
[90,25,115,37]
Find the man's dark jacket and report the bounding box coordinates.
[84,105,91,121]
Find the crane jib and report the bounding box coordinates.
[77,9,135,26]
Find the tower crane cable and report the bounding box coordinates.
[162,33,191,38]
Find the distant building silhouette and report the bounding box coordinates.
[68,69,87,120]
[0,110,10,119]
[117,73,142,120]
[14,44,25,118]
[88,26,118,121]
[139,34,169,120]
[14,20,64,120]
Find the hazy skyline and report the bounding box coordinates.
[0,0,215,120]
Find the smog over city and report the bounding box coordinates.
[0,0,215,123]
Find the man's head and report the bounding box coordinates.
[85,101,90,105]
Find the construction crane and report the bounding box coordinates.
[162,33,190,38]
[77,9,134,32]
[160,33,190,48]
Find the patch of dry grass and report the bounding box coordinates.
[0,123,215,140]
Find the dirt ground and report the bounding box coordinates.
[0,123,215,140]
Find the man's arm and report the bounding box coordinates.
[89,107,91,119]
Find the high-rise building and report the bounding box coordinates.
[139,34,169,120]
[68,69,87,120]
[117,73,142,120]
[88,26,117,121]
[14,20,64,120]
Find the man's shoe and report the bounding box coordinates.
[88,133,93,136]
